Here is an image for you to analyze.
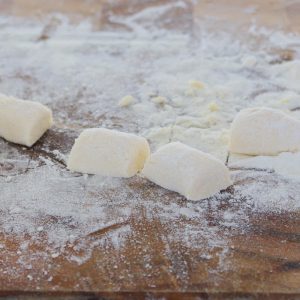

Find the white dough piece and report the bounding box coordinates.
[142,142,232,201]
[0,94,53,147]
[67,128,150,177]
[229,107,300,155]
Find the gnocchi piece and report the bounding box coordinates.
[229,107,300,155]
[67,128,150,177]
[142,142,232,201]
[0,94,53,147]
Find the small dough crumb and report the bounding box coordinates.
[208,102,219,112]
[118,95,135,107]
[185,80,205,96]
[189,80,205,90]
[151,96,167,105]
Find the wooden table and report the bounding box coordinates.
[0,1,300,299]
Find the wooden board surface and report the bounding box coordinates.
[0,1,300,299]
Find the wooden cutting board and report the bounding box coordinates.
[0,1,300,299]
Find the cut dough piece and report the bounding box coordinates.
[229,107,300,155]
[67,128,150,177]
[142,142,232,201]
[0,94,53,147]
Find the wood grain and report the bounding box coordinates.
[0,1,300,299]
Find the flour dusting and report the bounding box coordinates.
[230,152,300,181]
[0,1,300,289]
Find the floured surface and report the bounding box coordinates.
[0,0,300,295]
[230,151,300,181]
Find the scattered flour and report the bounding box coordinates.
[232,170,300,212]
[230,152,300,181]
[0,1,300,286]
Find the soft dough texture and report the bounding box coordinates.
[0,94,53,147]
[142,142,232,201]
[229,107,300,155]
[67,128,150,177]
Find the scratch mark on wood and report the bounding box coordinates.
[88,221,130,237]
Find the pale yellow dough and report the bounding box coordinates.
[0,94,53,147]
[67,128,150,177]
[229,107,300,155]
[142,142,232,201]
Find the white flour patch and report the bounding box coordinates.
[230,151,300,181]
[232,170,300,212]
